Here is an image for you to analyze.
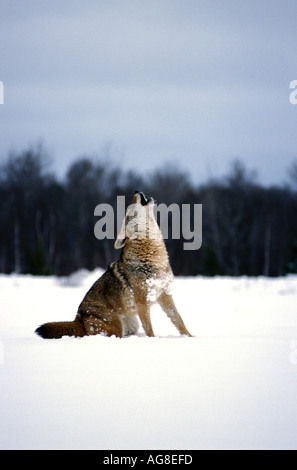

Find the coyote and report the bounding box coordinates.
[35,191,192,339]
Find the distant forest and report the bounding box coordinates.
[1,144,297,277]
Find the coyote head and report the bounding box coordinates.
[115,191,159,249]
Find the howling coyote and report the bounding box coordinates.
[36,191,192,338]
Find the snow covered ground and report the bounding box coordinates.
[1,270,297,450]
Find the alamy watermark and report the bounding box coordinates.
[0,81,3,104]
[94,196,202,251]
[289,80,297,105]
[0,341,4,365]
[289,340,297,365]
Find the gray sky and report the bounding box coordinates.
[1,0,297,185]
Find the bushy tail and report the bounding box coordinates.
[35,320,86,339]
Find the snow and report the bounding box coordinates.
[1,270,297,450]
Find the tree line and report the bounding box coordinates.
[1,144,297,277]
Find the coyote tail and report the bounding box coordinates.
[35,320,86,339]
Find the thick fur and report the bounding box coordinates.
[35,321,85,339]
[35,191,192,339]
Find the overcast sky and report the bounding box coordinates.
[1,0,297,185]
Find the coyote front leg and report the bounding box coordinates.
[137,302,154,337]
[158,293,192,337]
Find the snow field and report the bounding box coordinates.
[1,271,297,449]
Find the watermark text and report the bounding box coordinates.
[0,81,3,104]
[0,341,4,365]
[289,80,297,105]
[289,340,297,365]
[94,196,202,251]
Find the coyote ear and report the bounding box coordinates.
[114,237,126,249]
